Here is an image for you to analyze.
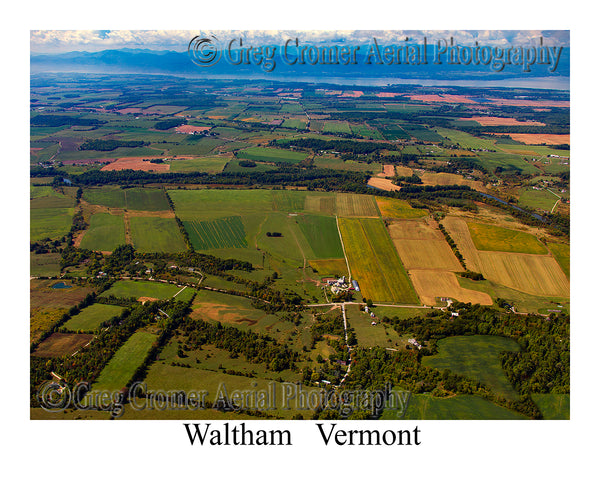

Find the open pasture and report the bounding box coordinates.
[91,331,158,392]
[423,335,520,399]
[338,218,418,304]
[532,394,570,420]
[169,188,272,220]
[381,393,526,420]
[167,156,228,173]
[308,258,348,277]
[345,304,405,348]
[419,172,486,192]
[63,303,124,332]
[129,216,187,253]
[100,280,195,302]
[83,186,170,211]
[30,207,74,241]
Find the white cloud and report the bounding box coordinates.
[30,29,570,54]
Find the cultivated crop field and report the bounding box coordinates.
[79,213,126,252]
[184,216,247,250]
[423,335,521,400]
[129,216,187,253]
[335,193,379,217]
[167,156,229,173]
[30,207,74,241]
[338,218,419,304]
[83,187,170,211]
[63,303,124,332]
[548,242,570,278]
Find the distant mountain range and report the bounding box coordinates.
[30,47,570,87]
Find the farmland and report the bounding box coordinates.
[129,216,187,253]
[467,222,548,254]
[423,335,521,400]
[30,73,570,422]
[79,213,126,251]
[100,280,195,302]
[381,393,526,420]
[91,331,157,392]
[63,303,124,332]
[338,218,419,304]
[184,216,247,250]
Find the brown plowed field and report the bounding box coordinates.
[32,333,94,357]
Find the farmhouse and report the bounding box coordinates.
[408,338,422,349]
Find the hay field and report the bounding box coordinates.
[420,172,486,192]
[335,193,379,217]
[388,219,462,271]
[367,177,401,191]
[477,251,570,297]
[441,216,483,272]
[409,270,493,305]
[376,198,427,219]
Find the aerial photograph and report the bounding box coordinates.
[30,30,570,421]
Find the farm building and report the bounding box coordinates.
[352,279,360,291]
[408,338,422,349]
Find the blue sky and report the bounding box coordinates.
[30,30,570,54]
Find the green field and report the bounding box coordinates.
[381,393,526,420]
[339,217,419,304]
[100,280,195,302]
[519,187,560,211]
[345,304,405,348]
[313,157,381,173]
[272,190,308,212]
[30,252,62,277]
[548,242,570,278]
[323,121,352,134]
[467,222,547,254]
[129,216,187,253]
[223,158,278,173]
[402,124,444,142]
[168,188,272,220]
[79,213,126,252]
[237,146,307,164]
[295,215,344,259]
[475,152,541,175]
[91,331,157,392]
[184,216,247,250]
[167,156,229,173]
[350,124,384,139]
[435,127,497,150]
[83,187,169,211]
[532,394,570,420]
[378,124,411,141]
[63,303,124,332]
[30,207,74,241]
[423,335,521,399]
[282,118,307,129]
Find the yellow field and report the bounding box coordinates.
[420,172,486,192]
[442,216,570,298]
[376,198,428,219]
[388,219,462,271]
[477,251,570,297]
[395,166,413,176]
[409,270,493,305]
[441,216,482,271]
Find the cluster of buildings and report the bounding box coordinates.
[323,276,360,295]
